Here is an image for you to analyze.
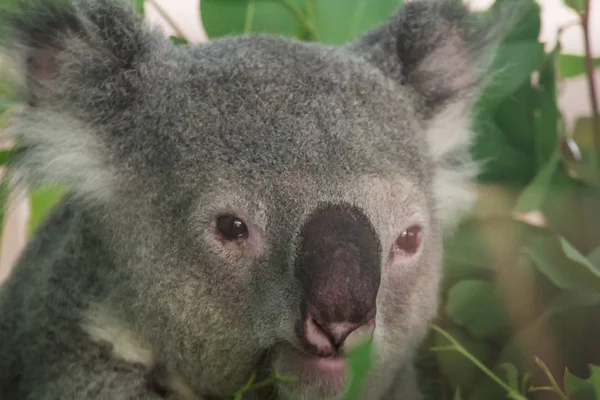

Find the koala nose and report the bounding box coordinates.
[294,202,382,356]
[305,313,376,355]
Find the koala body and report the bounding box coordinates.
[0,0,515,398]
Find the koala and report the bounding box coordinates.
[0,0,517,399]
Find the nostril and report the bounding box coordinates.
[303,314,376,355]
[341,319,375,353]
[305,315,336,353]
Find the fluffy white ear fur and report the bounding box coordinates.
[8,109,116,202]
[426,102,480,233]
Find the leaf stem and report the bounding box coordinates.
[244,0,255,33]
[530,357,570,400]
[581,0,600,154]
[146,0,191,42]
[280,0,320,41]
[431,325,528,400]
[569,0,600,161]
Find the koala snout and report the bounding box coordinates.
[304,313,376,355]
[294,203,382,356]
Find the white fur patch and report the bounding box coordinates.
[82,305,155,365]
[426,103,479,233]
[82,305,203,399]
[9,108,116,202]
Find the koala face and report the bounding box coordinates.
[1,0,515,398]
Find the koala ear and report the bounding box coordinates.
[1,0,158,201]
[347,0,514,117]
[2,0,150,105]
[347,0,518,231]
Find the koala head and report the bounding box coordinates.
[2,0,515,398]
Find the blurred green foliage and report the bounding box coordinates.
[1,0,600,399]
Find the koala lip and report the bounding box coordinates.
[301,355,345,373]
[296,354,347,387]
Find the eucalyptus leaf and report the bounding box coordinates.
[587,247,600,266]
[313,0,399,44]
[500,363,520,393]
[0,149,16,165]
[433,325,493,392]
[565,161,600,189]
[565,368,596,400]
[513,151,559,213]
[472,118,536,184]
[539,290,600,323]
[200,0,306,39]
[446,280,511,340]
[524,233,600,292]
[589,365,600,399]
[480,41,544,107]
[134,0,144,15]
[28,186,66,235]
[343,339,374,400]
[453,388,463,400]
[169,36,188,46]
[559,54,600,79]
[534,51,559,167]
[562,0,585,13]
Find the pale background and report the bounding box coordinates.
[0,0,598,282]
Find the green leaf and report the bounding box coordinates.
[561,236,600,274]
[28,186,66,235]
[169,36,188,46]
[493,79,536,160]
[124,0,144,15]
[0,149,16,165]
[446,280,511,340]
[534,51,559,167]
[539,290,600,323]
[513,150,560,213]
[524,233,600,292]
[565,368,596,400]
[343,339,374,400]
[200,0,307,39]
[313,0,399,44]
[563,0,585,13]
[480,41,545,106]
[587,246,600,266]
[565,161,600,189]
[500,363,520,393]
[589,365,600,398]
[492,0,541,42]
[432,326,494,392]
[134,0,144,15]
[559,54,600,79]
[442,219,494,287]
[453,388,463,400]
[472,118,536,184]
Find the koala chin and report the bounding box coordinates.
[0,0,519,399]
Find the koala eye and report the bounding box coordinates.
[395,225,422,254]
[216,215,249,241]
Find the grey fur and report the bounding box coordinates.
[0,0,517,398]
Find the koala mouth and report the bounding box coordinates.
[297,353,346,376]
[273,321,375,395]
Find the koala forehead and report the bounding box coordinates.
[139,35,431,191]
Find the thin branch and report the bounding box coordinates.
[244,0,255,33]
[530,357,570,400]
[568,0,600,159]
[146,0,191,42]
[431,325,528,400]
[280,0,320,41]
[581,0,600,155]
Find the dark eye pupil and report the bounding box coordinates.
[396,226,421,254]
[216,215,248,241]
